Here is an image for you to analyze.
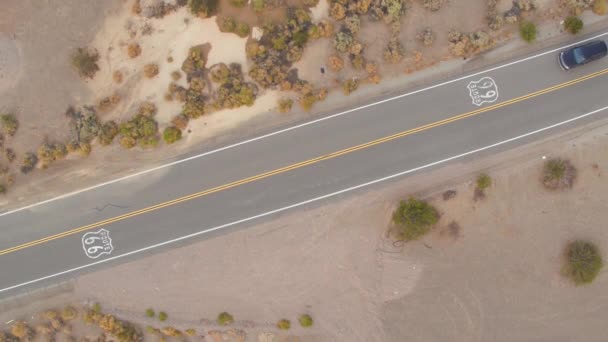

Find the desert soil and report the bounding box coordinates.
[3,116,608,342]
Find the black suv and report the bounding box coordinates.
[559,40,608,70]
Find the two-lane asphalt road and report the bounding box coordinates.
[2,32,608,297]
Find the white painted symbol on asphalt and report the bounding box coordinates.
[467,76,499,106]
[82,229,114,259]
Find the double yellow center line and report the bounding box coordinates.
[2,68,607,256]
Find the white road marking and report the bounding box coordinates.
[1,104,607,294]
[1,32,607,218]
[82,229,114,259]
[467,77,499,106]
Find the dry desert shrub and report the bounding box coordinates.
[97,94,121,112]
[20,152,38,174]
[563,240,603,285]
[171,114,189,130]
[342,78,359,95]
[423,0,447,11]
[144,64,159,78]
[71,48,100,79]
[127,43,142,58]
[113,70,124,83]
[593,0,607,14]
[163,126,182,144]
[328,54,344,72]
[384,38,405,63]
[0,113,18,137]
[542,158,576,190]
[217,312,234,326]
[277,98,294,113]
[392,197,439,241]
[416,28,435,46]
[277,319,291,330]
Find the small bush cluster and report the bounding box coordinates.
[163,126,182,144]
[342,78,359,95]
[216,16,251,38]
[248,10,313,88]
[519,21,537,42]
[20,152,38,174]
[384,38,405,63]
[119,103,159,149]
[277,319,291,330]
[564,16,583,34]
[83,309,142,342]
[448,29,494,57]
[37,142,67,169]
[0,114,18,137]
[476,173,491,191]
[211,63,258,109]
[298,314,313,327]
[277,98,294,113]
[127,43,142,58]
[143,64,159,78]
[593,0,607,14]
[542,158,576,190]
[71,48,100,79]
[423,0,446,11]
[392,198,439,241]
[416,28,435,46]
[217,312,234,326]
[145,308,155,318]
[229,0,247,7]
[188,0,219,17]
[97,94,121,113]
[562,240,603,285]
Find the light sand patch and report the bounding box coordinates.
[310,0,330,22]
[88,4,249,125]
[0,34,21,93]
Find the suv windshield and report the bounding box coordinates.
[573,48,586,64]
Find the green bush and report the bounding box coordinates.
[188,0,219,17]
[0,114,19,137]
[61,306,78,321]
[252,0,264,12]
[519,21,537,43]
[476,173,492,191]
[564,16,583,34]
[342,78,359,95]
[98,121,119,146]
[235,22,251,38]
[119,114,159,149]
[229,0,247,7]
[563,240,603,285]
[298,314,313,327]
[92,303,102,314]
[71,48,100,79]
[277,98,294,113]
[163,127,182,144]
[145,308,155,318]
[277,319,291,330]
[158,312,168,322]
[392,198,439,241]
[217,312,234,326]
[543,158,576,189]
